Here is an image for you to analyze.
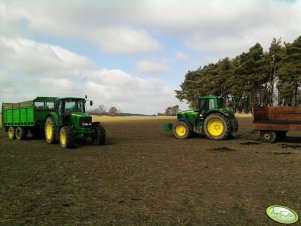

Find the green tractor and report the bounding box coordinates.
[2,96,106,148]
[164,96,238,140]
[45,97,106,148]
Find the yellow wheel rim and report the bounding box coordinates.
[8,128,14,139]
[46,121,53,140]
[60,129,66,145]
[176,124,187,137]
[208,119,224,137]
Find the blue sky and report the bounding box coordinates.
[1,0,301,114]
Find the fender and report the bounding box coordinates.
[92,122,100,126]
[46,112,60,138]
[204,109,229,118]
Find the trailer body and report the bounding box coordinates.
[253,106,301,142]
[2,97,57,131]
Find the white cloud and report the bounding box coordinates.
[136,59,170,74]
[0,37,95,75]
[175,52,191,62]
[93,26,161,55]
[0,37,179,114]
[1,0,301,59]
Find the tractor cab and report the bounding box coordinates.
[198,96,224,116]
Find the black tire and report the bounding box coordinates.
[229,116,238,137]
[45,117,56,144]
[15,127,27,140]
[173,121,191,139]
[204,113,230,140]
[276,131,287,142]
[260,131,277,143]
[59,126,74,148]
[93,124,106,145]
[8,127,15,140]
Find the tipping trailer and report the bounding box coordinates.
[1,97,106,148]
[253,105,301,143]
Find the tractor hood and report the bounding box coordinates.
[177,109,198,121]
[178,109,197,114]
[71,112,92,127]
[71,112,91,118]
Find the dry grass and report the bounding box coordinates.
[235,113,253,118]
[92,115,176,122]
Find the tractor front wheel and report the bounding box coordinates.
[93,124,106,145]
[204,113,230,140]
[173,121,191,139]
[45,117,56,144]
[59,126,74,148]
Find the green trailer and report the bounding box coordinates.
[1,97,106,148]
[2,97,57,139]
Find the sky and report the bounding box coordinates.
[0,0,301,114]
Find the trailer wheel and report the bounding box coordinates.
[15,127,27,140]
[8,127,15,140]
[59,126,74,148]
[260,131,277,143]
[93,124,106,145]
[45,117,56,144]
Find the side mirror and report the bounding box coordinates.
[90,101,93,106]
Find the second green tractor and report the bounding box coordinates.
[164,96,238,140]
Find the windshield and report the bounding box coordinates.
[64,99,85,114]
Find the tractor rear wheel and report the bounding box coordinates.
[260,131,277,143]
[59,126,74,148]
[93,124,106,145]
[45,117,56,144]
[8,127,15,140]
[204,113,230,140]
[16,127,27,140]
[173,121,191,139]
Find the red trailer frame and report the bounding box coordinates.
[253,106,301,143]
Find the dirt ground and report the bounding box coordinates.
[0,117,300,225]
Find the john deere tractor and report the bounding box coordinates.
[164,96,238,140]
[45,97,106,148]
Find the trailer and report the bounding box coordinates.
[253,105,301,143]
[2,97,57,139]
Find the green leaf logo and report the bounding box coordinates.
[266,205,298,224]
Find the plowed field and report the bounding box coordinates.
[0,117,300,225]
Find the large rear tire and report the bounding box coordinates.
[93,124,106,145]
[45,117,56,144]
[173,121,191,139]
[8,127,15,140]
[59,126,74,148]
[204,113,230,140]
[15,127,27,140]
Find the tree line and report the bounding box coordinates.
[175,35,301,113]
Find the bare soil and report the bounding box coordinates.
[0,117,300,225]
